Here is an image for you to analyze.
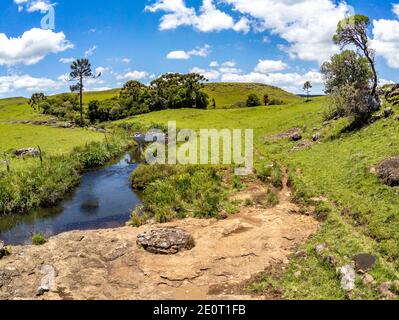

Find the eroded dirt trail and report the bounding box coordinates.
[0,182,318,300]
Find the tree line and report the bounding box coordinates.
[30,64,210,125]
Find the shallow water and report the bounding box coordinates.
[0,152,142,245]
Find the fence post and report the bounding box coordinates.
[37,146,43,167]
[3,152,10,173]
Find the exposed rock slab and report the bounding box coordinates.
[0,183,318,300]
[13,148,40,157]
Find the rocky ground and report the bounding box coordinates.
[0,182,318,300]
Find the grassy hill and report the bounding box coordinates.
[203,82,300,108]
[117,96,399,299]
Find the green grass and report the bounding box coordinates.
[2,83,399,299]
[203,82,300,108]
[116,94,399,299]
[0,97,49,122]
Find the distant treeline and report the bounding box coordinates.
[30,73,210,124]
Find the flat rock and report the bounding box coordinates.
[376,157,399,186]
[13,148,40,157]
[353,253,376,272]
[339,264,356,292]
[137,228,195,255]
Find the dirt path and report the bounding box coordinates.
[0,182,318,300]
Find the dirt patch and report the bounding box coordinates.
[0,180,318,300]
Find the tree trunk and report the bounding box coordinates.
[79,77,83,126]
[365,53,378,97]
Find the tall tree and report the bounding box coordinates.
[333,15,378,97]
[303,81,312,101]
[29,93,46,111]
[69,59,100,125]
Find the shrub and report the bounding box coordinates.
[32,233,46,245]
[246,94,261,107]
[265,190,279,207]
[130,164,185,189]
[257,163,283,189]
[141,166,225,222]
[269,98,284,105]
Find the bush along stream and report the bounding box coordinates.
[0,133,132,215]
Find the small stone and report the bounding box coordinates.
[326,255,338,267]
[339,264,356,292]
[219,211,228,220]
[36,264,56,296]
[0,241,10,259]
[362,273,375,285]
[294,250,307,258]
[315,243,327,255]
[294,271,302,278]
[312,133,321,142]
[378,282,396,299]
[291,133,302,141]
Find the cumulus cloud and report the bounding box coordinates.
[116,70,150,80]
[254,59,288,73]
[221,70,323,93]
[146,0,352,63]
[146,0,250,33]
[167,44,211,60]
[0,74,60,94]
[372,6,399,69]
[0,28,73,66]
[190,67,220,80]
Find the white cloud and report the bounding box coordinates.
[146,0,352,63]
[372,18,399,68]
[122,58,131,63]
[0,28,73,66]
[219,67,242,74]
[95,66,108,75]
[209,61,219,67]
[167,50,191,60]
[167,44,211,59]
[146,0,250,33]
[223,0,351,64]
[116,71,150,80]
[221,60,236,67]
[59,57,75,64]
[85,45,97,57]
[254,59,288,73]
[0,74,60,94]
[393,4,399,17]
[14,0,54,13]
[190,67,220,80]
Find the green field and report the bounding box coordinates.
[1,83,398,299]
[117,94,399,299]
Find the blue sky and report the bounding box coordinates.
[0,0,399,98]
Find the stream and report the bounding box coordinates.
[0,151,142,245]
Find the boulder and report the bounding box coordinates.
[376,157,399,186]
[13,147,40,157]
[384,107,393,118]
[353,253,376,272]
[36,264,56,296]
[137,228,195,255]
